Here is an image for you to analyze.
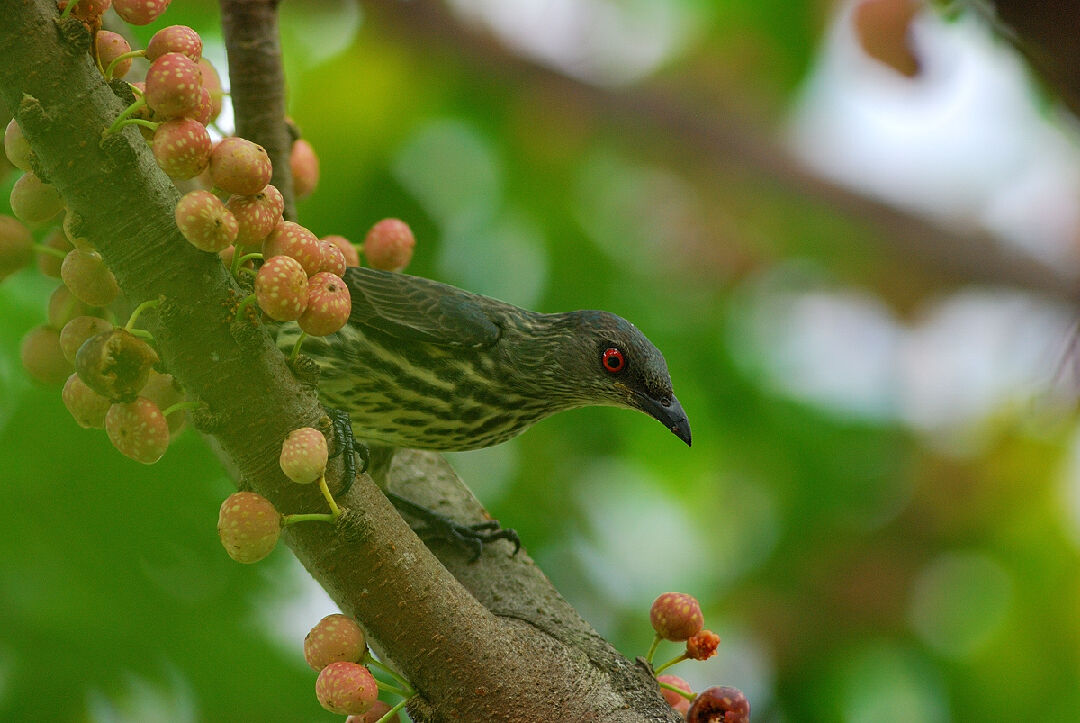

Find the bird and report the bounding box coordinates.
[284,266,691,454]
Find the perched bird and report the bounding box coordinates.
[286,266,691,454]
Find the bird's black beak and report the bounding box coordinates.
[635,391,692,447]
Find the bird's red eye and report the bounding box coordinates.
[602,347,625,373]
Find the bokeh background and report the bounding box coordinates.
[3,0,1080,720]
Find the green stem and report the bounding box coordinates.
[238,266,257,277]
[31,243,68,260]
[658,680,695,701]
[644,633,662,664]
[374,680,409,698]
[59,0,77,19]
[124,297,162,332]
[289,331,307,363]
[318,474,341,518]
[376,695,414,723]
[235,293,257,321]
[237,252,263,266]
[162,400,201,418]
[128,329,154,340]
[282,512,337,526]
[105,98,148,135]
[364,654,413,693]
[113,118,158,133]
[652,653,688,676]
[104,49,145,81]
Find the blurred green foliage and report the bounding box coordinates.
[2,1,1079,721]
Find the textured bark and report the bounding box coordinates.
[0,2,678,720]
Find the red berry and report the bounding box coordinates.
[197,59,224,123]
[686,686,750,723]
[657,674,692,716]
[95,30,133,79]
[650,592,704,642]
[187,86,213,126]
[144,52,202,120]
[315,662,378,716]
[146,25,202,63]
[175,190,238,252]
[255,256,308,322]
[279,427,328,484]
[61,248,119,306]
[62,373,112,429]
[4,118,32,172]
[58,0,111,22]
[20,325,72,385]
[140,369,185,434]
[227,188,283,247]
[151,118,211,180]
[363,218,414,272]
[217,492,282,564]
[59,315,113,364]
[346,701,399,723]
[299,272,351,337]
[318,239,347,277]
[113,0,171,25]
[0,214,33,280]
[262,220,321,276]
[685,629,720,661]
[290,139,319,200]
[261,184,285,219]
[37,227,73,278]
[10,171,64,224]
[304,614,367,671]
[210,137,272,196]
[322,234,359,267]
[106,397,170,464]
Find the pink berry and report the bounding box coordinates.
[151,118,211,180]
[197,59,224,123]
[113,0,170,25]
[657,674,692,716]
[61,248,119,306]
[140,369,186,434]
[685,629,720,661]
[144,52,202,120]
[146,25,202,63]
[262,220,321,276]
[217,492,282,564]
[650,592,704,642]
[4,118,32,172]
[304,614,367,671]
[62,373,112,429]
[105,397,169,464]
[255,256,309,322]
[59,315,113,364]
[322,234,359,267]
[20,325,72,385]
[95,30,133,79]
[260,184,285,219]
[279,427,328,484]
[175,190,238,252]
[0,214,33,280]
[686,686,750,723]
[318,239,347,277]
[10,171,64,224]
[227,188,283,247]
[346,701,399,723]
[58,0,111,22]
[299,272,351,337]
[315,662,378,716]
[290,139,319,200]
[210,137,272,196]
[37,227,73,278]
[363,218,414,272]
[188,86,213,126]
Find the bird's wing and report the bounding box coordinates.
[344,267,502,348]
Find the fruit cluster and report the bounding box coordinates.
[645,591,750,721]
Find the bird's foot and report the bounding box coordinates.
[384,489,521,563]
[322,408,369,497]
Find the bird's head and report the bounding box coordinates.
[542,310,691,446]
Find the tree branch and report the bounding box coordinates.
[0,3,679,720]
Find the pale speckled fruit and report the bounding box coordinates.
[209,137,272,196]
[304,614,367,671]
[113,0,171,25]
[315,662,378,716]
[363,218,415,272]
[61,249,119,306]
[62,373,112,429]
[649,592,703,642]
[322,234,359,267]
[262,220,322,276]
[279,427,328,484]
[151,119,211,180]
[255,255,308,322]
[298,272,351,337]
[345,701,400,723]
[317,239,347,277]
[175,190,238,252]
[144,52,202,120]
[59,315,113,365]
[217,491,281,564]
[227,187,283,247]
[105,397,170,464]
[197,59,223,122]
[95,31,133,79]
[146,25,202,62]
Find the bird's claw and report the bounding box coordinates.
[385,490,521,562]
[324,408,368,497]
